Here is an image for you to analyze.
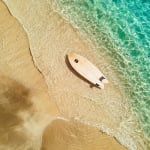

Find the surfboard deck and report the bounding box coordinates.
[67,52,108,89]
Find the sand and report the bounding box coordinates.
[0,1,60,149]
[0,0,127,149]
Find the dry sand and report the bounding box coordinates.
[0,0,128,149]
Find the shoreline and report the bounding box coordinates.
[1,0,143,149]
[53,1,150,148]
[0,1,127,149]
[52,1,148,149]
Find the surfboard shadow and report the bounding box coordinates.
[65,55,96,89]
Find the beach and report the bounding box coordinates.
[0,1,127,149]
[0,0,148,149]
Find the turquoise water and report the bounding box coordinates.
[55,0,150,148]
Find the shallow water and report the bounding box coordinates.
[54,0,150,149]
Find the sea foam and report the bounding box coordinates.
[53,0,150,149]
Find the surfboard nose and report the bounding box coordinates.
[68,52,80,65]
[67,52,76,60]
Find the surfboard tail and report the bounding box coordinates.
[100,84,104,89]
[96,82,104,89]
[102,79,109,84]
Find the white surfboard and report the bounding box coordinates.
[67,52,108,89]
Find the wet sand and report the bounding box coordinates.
[42,119,126,150]
[0,0,127,149]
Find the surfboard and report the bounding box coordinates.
[67,52,109,89]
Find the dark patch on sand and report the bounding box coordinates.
[0,74,32,148]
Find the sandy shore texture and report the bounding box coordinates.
[0,0,131,149]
